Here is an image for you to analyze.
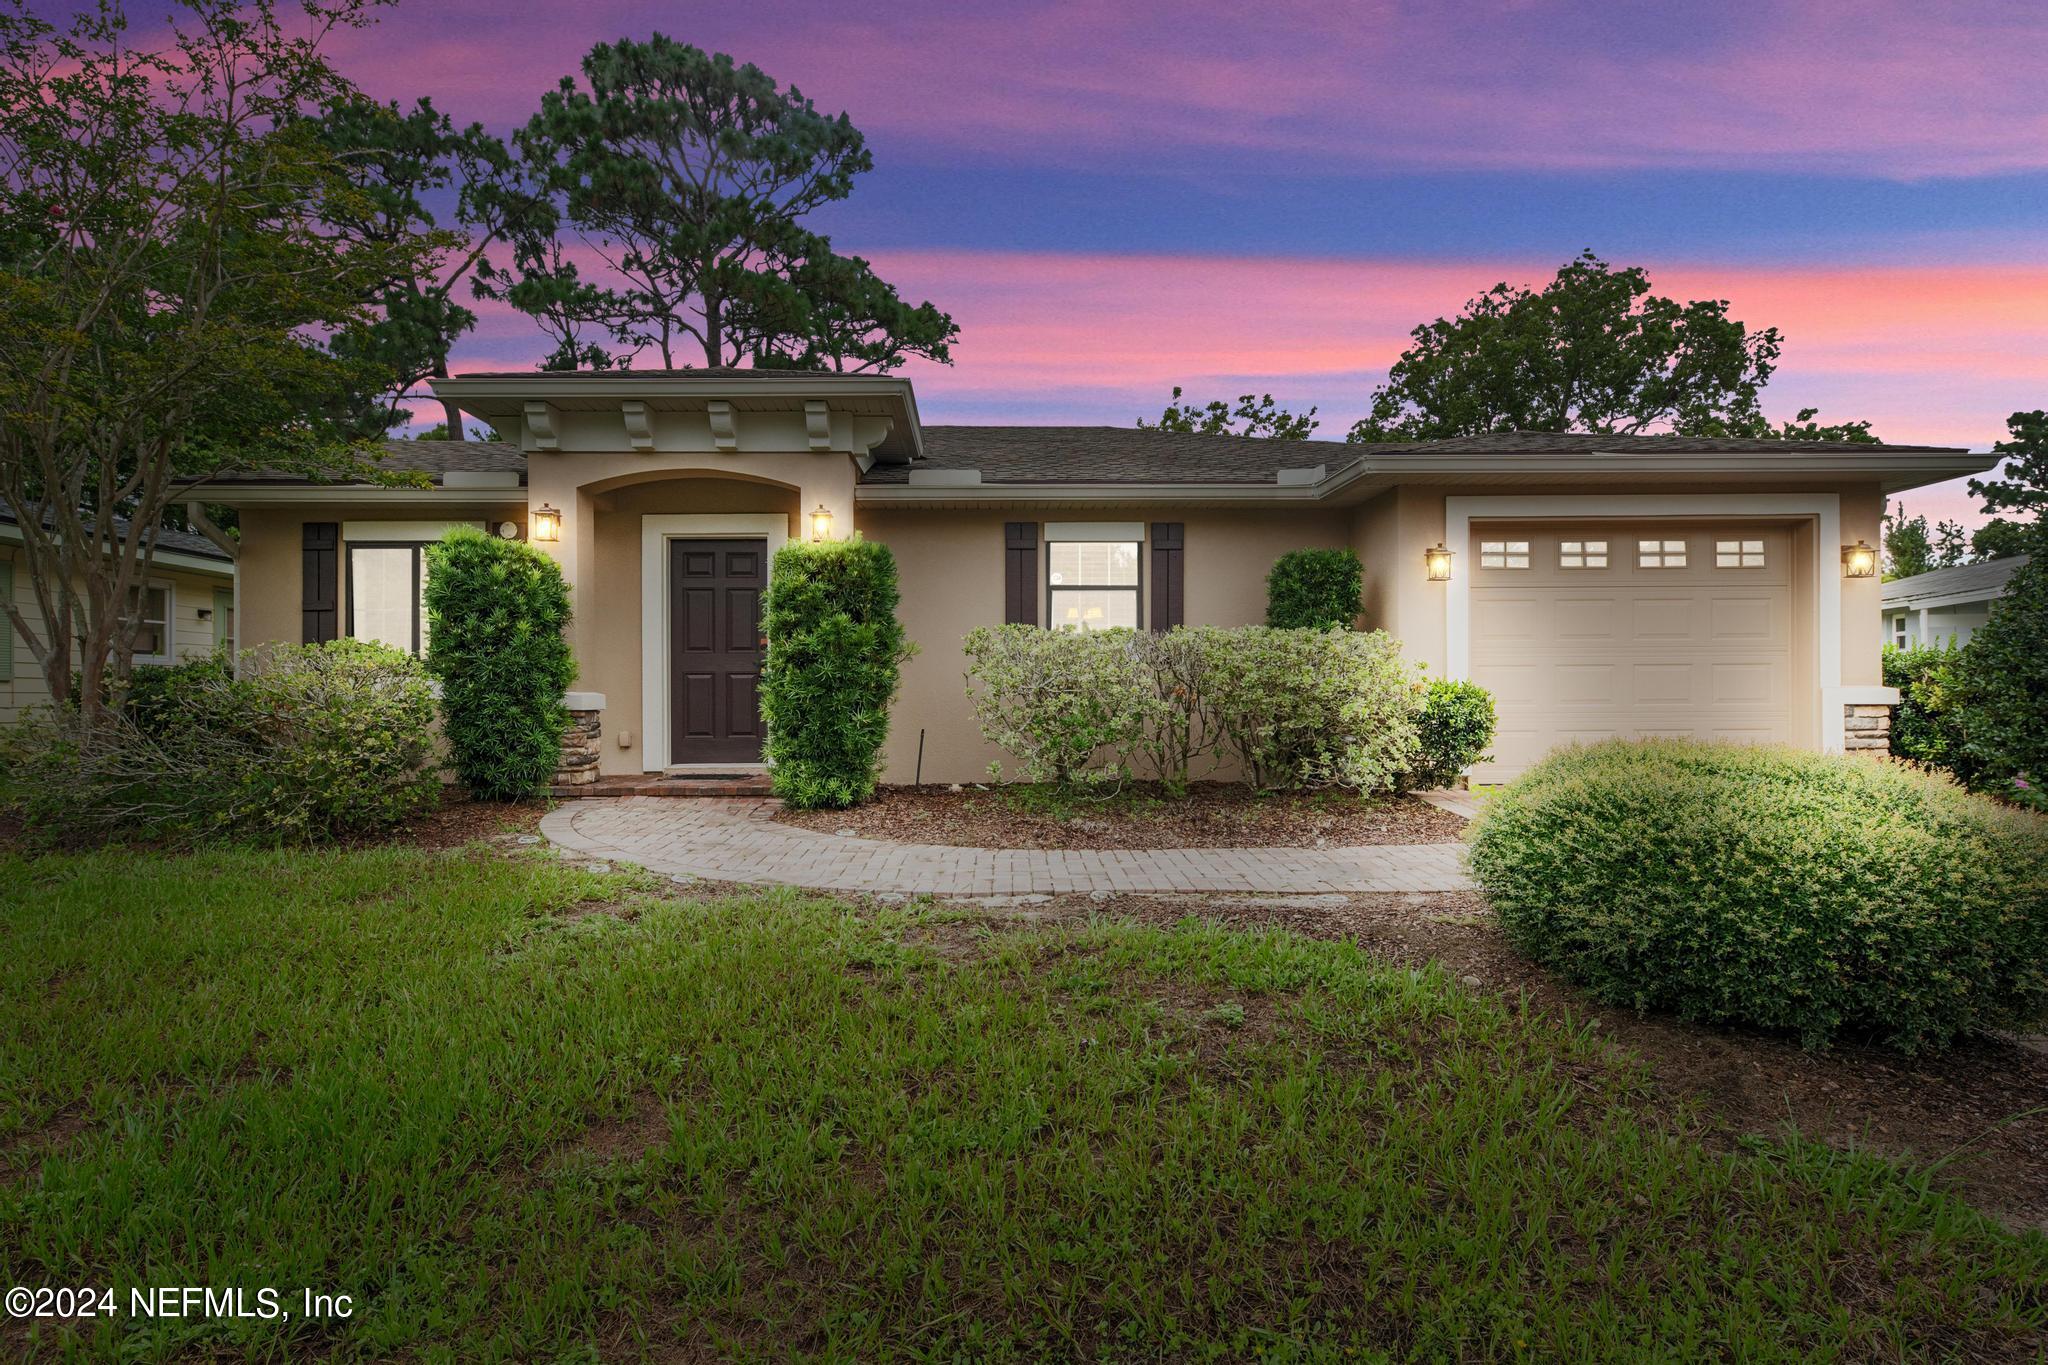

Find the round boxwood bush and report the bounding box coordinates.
[1466,739,2048,1053]
[760,535,914,809]
[1404,678,1496,789]
[1265,547,1362,630]
[425,526,576,801]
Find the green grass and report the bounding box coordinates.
[2,847,2044,1361]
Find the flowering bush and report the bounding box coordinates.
[1467,738,2048,1053]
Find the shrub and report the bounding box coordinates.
[1,641,439,846]
[1265,548,1363,630]
[1947,541,2048,793]
[963,625,1148,788]
[425,526,576,801]
[1127,628,1220,796]
[760,536,915,809]
[1466,739,2048,1053]
[1882,643,1969,777]
[1403,679,1496,789]
[1198,626,1417,792]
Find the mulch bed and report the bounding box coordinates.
[972,887,2048,1235]
[364,795,549,851]
[774,783,1468,850]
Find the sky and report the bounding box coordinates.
[133,0,2048,524]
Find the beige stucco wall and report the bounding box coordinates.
[859,505,1353,784]
[219,470,1899,786]
[0,549,233,723]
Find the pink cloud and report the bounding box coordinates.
[326,1,2048,178]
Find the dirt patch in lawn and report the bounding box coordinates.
[774,783,1467,850]
[358,795,549,851]
[985,888,2048,1235]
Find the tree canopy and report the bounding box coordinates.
[484,37,956,373]
[1346,251,1869,445]
[1137,388,1319,439]
[0,0,427,721]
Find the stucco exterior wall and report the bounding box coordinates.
[0,550,233,722]
[859,505,1352,784]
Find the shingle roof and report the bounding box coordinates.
[1881,554,2030,608]
[0,499,231,563]
[1396,430,1965,456]
[208,439,526,485]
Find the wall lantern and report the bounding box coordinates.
[1841,539,1877,578]
[809,503,835,542]
[530,503,562,543]
[1424,542,1454,582]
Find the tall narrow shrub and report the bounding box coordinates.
[760,536,913,809]
[425,526,576,800]
[1265,548,1363,629]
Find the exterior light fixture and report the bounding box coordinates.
[1841,539,1877,578]
[810,503,834,542]
[530,503,562,543]
[1424,542,1454,582]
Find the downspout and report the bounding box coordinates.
[185,502,239,560]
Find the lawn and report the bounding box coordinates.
[2,847,2044,1361]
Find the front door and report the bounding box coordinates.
[668,538,767,764]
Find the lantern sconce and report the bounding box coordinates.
[1841,539,1877,579]
[809,503,835,542]
[1424,542,1454,582]
[530,503,562,543]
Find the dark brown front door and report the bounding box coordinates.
[668,538,766,764]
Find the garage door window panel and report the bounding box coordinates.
[1716,539,1766,569]
[1637,539,1688,569]
[1559,539,1608,569]
[1480,540,1530,569]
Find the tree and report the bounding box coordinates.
[1138,387,1319,439]
[487,37,956,373]
[1947,522,2048,792]
[1973,518,2032,560]
[0,0,426,727]
[1347,251,1865,444]
[1882,502,1966,580]
[1973,410,2048,522]
[1699,405,1880,444]
[307,95,532,437]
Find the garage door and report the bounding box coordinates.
[1468,522,1796,783]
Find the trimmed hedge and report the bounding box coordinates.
[760,536,914,809]
[1467,739,2048,1053]
[425,527,576,801]
[1265,548,1362,630]
[1404,678,1496,789]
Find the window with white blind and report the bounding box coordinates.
[1047,538,1140,631]
[1715,538,1766,568]
[347,544,428,655]
[1479,540,1530,569]
[1637,538,1688,569]
[1558,539,1608,569]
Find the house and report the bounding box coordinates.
[1881,554,2029,650]
[0,504,237,724]
[193,370,1994,783]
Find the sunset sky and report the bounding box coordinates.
[154,1,2048,523]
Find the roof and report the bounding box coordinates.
[0,499,232,565]
[208,438,526,486]
[1881,554,2030,609]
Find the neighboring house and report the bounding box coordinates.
[189,371,1994,783]
[0,504,237,723]
[1881,555,2029,650]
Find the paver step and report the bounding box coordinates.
[549,774,775,800]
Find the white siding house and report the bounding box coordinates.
[1881,555,2028,649]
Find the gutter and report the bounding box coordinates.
[185,502,239,559]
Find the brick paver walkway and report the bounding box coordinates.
[541,798,1472,896]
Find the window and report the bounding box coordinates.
[1892,615,1909,648]
[1637,538,1687,569]
[1479,539,1530,569]
[132,582,173,664]
[347,543,428,655]
[1715,539,1766,568]
[212,588,236,653]
[1559,539,1608,569]
[1048,539,1139,631]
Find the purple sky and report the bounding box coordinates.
[137,1,2048,524]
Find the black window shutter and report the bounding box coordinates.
[1150,522,1185,630]
[1004,522,1038,625]
[302,522,338,643]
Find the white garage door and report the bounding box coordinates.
[1468,522,1797,783]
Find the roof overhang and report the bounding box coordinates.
[193,485,525,508]
[432,372,924,464]
[0,520,232,576]
[859,446,1996,506]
